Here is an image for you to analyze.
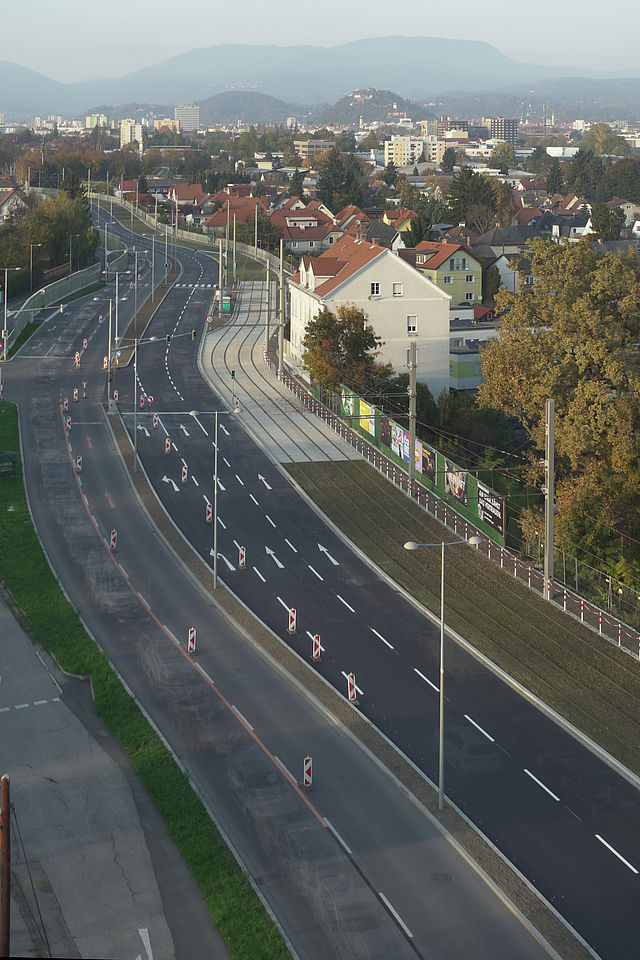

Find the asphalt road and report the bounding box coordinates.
[105,220,640,960]
[2,211,560,960]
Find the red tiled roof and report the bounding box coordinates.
[291,235,386,297]
[170,183,207,201]
[413,240,466,269]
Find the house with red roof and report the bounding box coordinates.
[399,240,483,306]
[287,235,450,396]
[167,183,211,206]
[270,204,343,255]
[202,196,268,233]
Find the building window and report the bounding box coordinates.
[292,241,297,247]
[407,315,417,334]
[370,282,380,296]
[393,282,403,297]
[309,240,314,248]
[525,275,534,285]
[416,254,425,264]
[329,235,334,243]
[466,274,474,283]
[465,292,474,301]
[443,275,452,284]
[474,362,482,376]
[449,258,455,271]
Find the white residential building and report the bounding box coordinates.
[287,235,451,397]
[383,136,426,167]
[174,105,200,132]
[120,119,144,147]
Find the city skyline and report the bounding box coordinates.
[3,0,639,84]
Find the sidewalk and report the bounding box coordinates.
[0,592,230,960]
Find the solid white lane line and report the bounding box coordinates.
[464,714,495,742]
[223,457,231,467]
[15,704,29,710]
[274,755,296,784]
[231,705,254,731]
[284,538,297,552]
[308,565,324,581]
[253,567,266,582]
[370,627,394,650]
[595,835,638,873]
[336,594,355,613]
[265,515,276,528]
[250,493,259,506]
[378,892,413,938]
[340,671,364,695]
[325,819,352,855]
[524,769,560,802]
[276,596,290,612]
[192,476,199,487]
[414,667,439,692]
[217,517,226,529]
[235,474,244,485]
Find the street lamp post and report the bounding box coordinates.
[404,535,482,811]
[30,243,43,292]
[2,267,22,361]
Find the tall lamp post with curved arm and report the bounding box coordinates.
[404,535,482,810]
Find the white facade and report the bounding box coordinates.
[174,105,200,132]
[120,119,143,147]
[288,248,451,397]
[383,137,426,166]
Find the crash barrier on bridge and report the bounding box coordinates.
[263,349,640,661]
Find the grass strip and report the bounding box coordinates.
[286,459,640,776]
[0,400,290,960]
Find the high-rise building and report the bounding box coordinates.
[436,116,468,139]
[174,105,200,132]
[120,119,144,148]
[483,117,518,145]
[86,114,108,129]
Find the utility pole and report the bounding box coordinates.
[104,223,108,280]
[233,214,237,283]
[264,259,270,352]
[151,233,155,302]
[1,774,10,957]
[218,238,224,316]
[278,238,284,377]
[543,398,555,601]
[408,341,417,495]
[254,204,258,254]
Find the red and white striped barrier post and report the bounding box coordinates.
[347,672,357,703]
[528,567,531,588]
[238,545,246,569]
[618,622,622,646]
[140,394,146,408]
[500,547,504,568]
[74,352,80,369]
[63,397,69,411]
[599,610,602,634]
[312,634,321,661]
[234,396,239,412]
[113,389,119,402]
[73,387,78,402]
[288,607,296,634]
[563,589,567,611]
[164,437,171,455]
[153,413,158,429]
[188,627,196,653]
[303,756,312,789]
[103,356,108,369]
[580,599,584,622]
[205,502,212,523]
[181,464,188,483]
[514,557,517,577]
[0,378,4,399]
[82,338,87,349]
[109,529,117,550]
[65,415,71,431]
[75,455,82,473]
[82,377,86,399]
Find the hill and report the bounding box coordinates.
[315,89,422,125]
[197,91,297,125]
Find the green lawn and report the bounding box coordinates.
[0,401,290,960]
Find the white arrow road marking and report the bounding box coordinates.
[318,543,339,565]
[220,423,230,436]
[138,927,153,960]
[341,671,364,696]
[209,549,235,571]
[162,475,179,492]
[137,425,150,437]
[265,546,284,568]
[216,478,225,491]
[179,424,190,436]
[284,538,297,553]
[306,630,326,652]
[253,567,266,582]
[258,474,272,490]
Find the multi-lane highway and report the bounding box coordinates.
[95,213,640,960]
[3,209,564,960]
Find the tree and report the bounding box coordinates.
[440,147,457,174]
[138,174,148,194]
[477,238,640,569]
[580,123,631,157]
[289,168,304,198]
[590,202,624,240]
[545,157,564,194]
[316,147,368,211]
[382,161,397,187]
[256,209,282,252]
[403,194,446,246]
[59,171,85,202]
[446,168,494,225]
[489,143,515,173]
[302,304,391,393]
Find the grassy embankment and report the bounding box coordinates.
[0,400,290,960]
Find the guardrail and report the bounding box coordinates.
[263,347,640,661]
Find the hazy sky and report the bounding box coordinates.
[6,0,637,82]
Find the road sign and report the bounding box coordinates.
[65,415,71,431]
[347,673,357,702]
[82,377,87,399]
[234,397,239,412]
[73,388,78,402]
[303,756,312,789]
[238,545,246,569]
[188,627,196,653]
[205,502,212,523]
[109,529,117,550]
[181,464,188,483]
[63,397,68,411]
[288,607,296,634]
[113,389,119,402]
[147,395,154,405]
[312,634,321,661]
[75,455,82,473]
[206,314,214,326]
[164,437,171,455]
[153,413,159,429]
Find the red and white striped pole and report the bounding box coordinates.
[181,464,188,483]
[312,634,321,661]
[109,529,117,550]
[75,455,82,473]
[303,756,312,789]
[65,416,71,431]
[288,607,296,634]
[0,378,4,399]
[347,672,357,702]
[82,377,86,398]
[188,627,196,653]
[164,436,171,455]
[73,387,78,402]
[205,502,212,523]
[113,389,119,402]
[63,397,68,411]
[153,413,158,429]
[238,545,246,569]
